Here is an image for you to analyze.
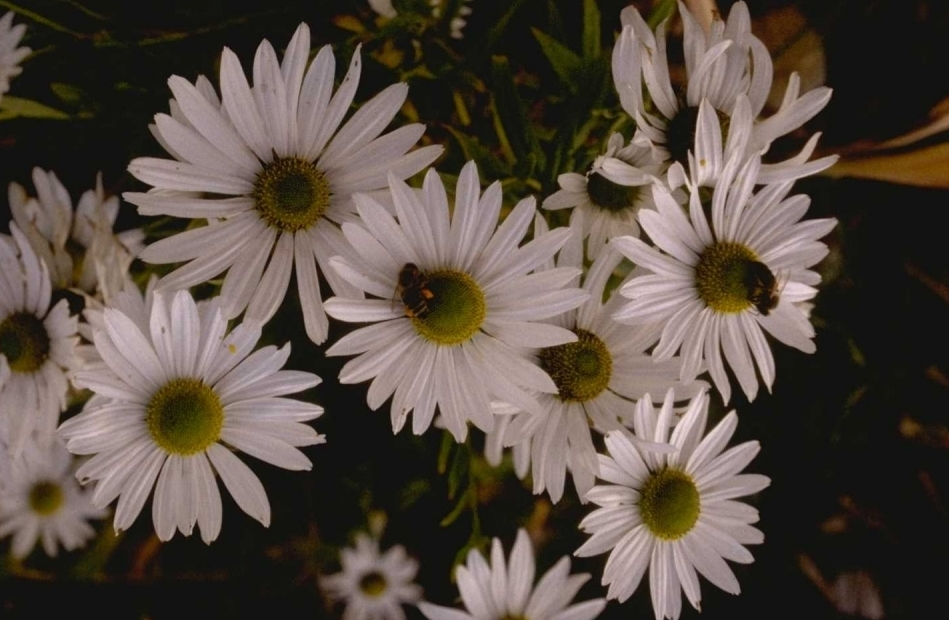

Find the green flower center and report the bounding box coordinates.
[0,312,51,373]
[29,480,64,516]
[146,378,224,455]
[253,156,330,232]
[694,241,760,314]
[665,104,731,169]
[539,329,613,402]
[639,468,700,540]
[411,270,486,346]
[359,571,388,597]
[586,171,642,213]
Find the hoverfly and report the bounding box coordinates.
[744,260,781,316]
[395,263,434,319]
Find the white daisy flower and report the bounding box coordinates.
[612,153,837,403]
[0,438,106,559]
[57,287,325,543]
[544,132,663,259]
[8,168,144,302]
[828,570,885,620]
[419,528,606,620]
[124,23,442,344]
[324,161,588,441]
[320,532,422,620]
[494,219,702,503]
[614,1,833,171]
[429,0,473,39]
[576,388,769,620]
[0,11,30,103]
[0,225,81,457]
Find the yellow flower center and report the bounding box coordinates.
[539,329,612,402]
[694,241,760,314]
[253,156,330,232]
[146,377,224,455]
[0,312,51,373]
[359,571,388,597]
[639,468,700,540]
[29,480,64,516]
[411,269,486,346]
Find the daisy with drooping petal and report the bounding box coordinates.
[324,161,588,441]
[544,132,662,259]
[576,388,769,620]
[320,532,422,620]
[492,219,702,504]
[58,287,325,543]
[0,11,30,103]
[0,438,106,558]
[8,168,143,302]
[124,23,442,344]
[613,1,834,175]
[420,528,606,620]
[612,152,836,404]
[0,225,80,457]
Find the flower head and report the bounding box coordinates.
[58,287,325,543]
[325,161,587,441]
[125,23,442,344]
[576,389,769,620]
[419,528,606,620]
[321,532,422,620]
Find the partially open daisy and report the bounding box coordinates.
[612,154,836,403]
[9,168,143,302]
[614,1,832,172]
[576,388,769,620]
[495,221,701,503]
[419,528,606,620]
[0,11,30,103]
[125,23,442,344]
[324,161,587,441]
[0,438,106,558]
[58,288,325,543]
[320,532,422,620]
[0,225,80,457]
[544,132,662,259]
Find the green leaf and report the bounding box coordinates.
[440,488,470,527]
[582,0,602,59]
[531,28,582,92]
[0,96,69,120]
[445,126,511,179]
[489,55,544,172]
[648,0,678,29]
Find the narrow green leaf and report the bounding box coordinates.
[531,28,582,92]
[440,488,470,527]
[648,0,678,29]
[490,55,544,170]
[0,96,69,119]
[582,0,602,59]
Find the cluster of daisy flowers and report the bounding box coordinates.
[0,1,840,619]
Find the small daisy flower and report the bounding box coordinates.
[544,132,663,259]
[58,288,325,543]
[0,438,106,559]
[419,528,606,620]
[612,154,837,403]
[614,1,832,171]
[9,168,143,302]
[0,11,30,103]
[124,23,442,344]
[495,220,701,503]
[576,389,769,620]
[0,225,81,457]
[324,161,588,441]
[320,532,422,620]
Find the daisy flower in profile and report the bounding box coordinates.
[544,132,662,259]
[124,23,442,345]
[614,1,832,170]
[420,528,606,620]
[58,288,325,543]
[324,161,587,441]
[576,388,769,620]
[612,154,837,403]
[320,532,422,620]
[0,11,30,103]
[0,438,106,559]
[0,225,80,457]
[9,168,143,301]
[497,220,702,503]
